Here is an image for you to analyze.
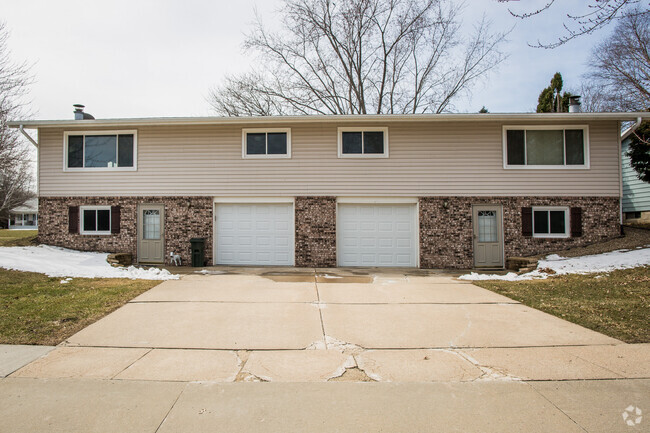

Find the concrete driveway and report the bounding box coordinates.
[11,268,648,383]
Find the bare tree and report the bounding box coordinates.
[0,22,34,226]
[583,12,650,112]
[210,0,508,116]
[498,0,649,48]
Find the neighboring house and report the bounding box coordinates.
[8,198,38,230]
[621,137,650,223]
[9,110,649,268]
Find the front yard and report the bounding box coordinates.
[474,266,650,344]
[0,229,37,247]
[0,268,160,345]
[0,229,162,345]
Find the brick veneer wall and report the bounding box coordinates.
[295,197,337,267]
[419,196,620,269]
[38,196,213,266]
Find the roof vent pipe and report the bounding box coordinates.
[73,104,95,120]
[568,96,582,113]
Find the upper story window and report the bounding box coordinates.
[338,127,389,158]
[503,126,588,169]
[64,131,137,171]
[242,128,291,158]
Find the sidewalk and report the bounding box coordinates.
[0,378,647,432]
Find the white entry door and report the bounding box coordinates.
[338,203,417,267]
[215,202,294,266]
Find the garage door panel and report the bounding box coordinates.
[216,203,294,266]
[338,204,417,267]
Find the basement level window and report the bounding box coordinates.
[64,131,137,170]
[503,126,588,169]
[532,206,569,238]
[80,206,111,235]
[338,127,389,158]
[242,129,291,158]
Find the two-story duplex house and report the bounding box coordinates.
[10,110,648,269]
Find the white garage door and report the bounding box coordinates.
[215,203,294,265]
[338,203,417,267]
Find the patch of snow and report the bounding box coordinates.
[0,245,178,280]
[458,247,650,281]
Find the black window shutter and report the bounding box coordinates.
[111,205,121,234]
[69,206,79,234]
[570,207,582,237]
[522,207,532,237]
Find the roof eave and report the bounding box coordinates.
[8,112,650,129]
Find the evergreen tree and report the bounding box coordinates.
[536,72,572,112]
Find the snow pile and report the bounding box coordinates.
[459,247,650,281]
[0,245,178,280]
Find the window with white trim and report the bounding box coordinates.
[532,206,569,238]
[504,126,588,168]
[80,206,111,235]
[64,131,137,170]
[338,127,389,157]
[242,129,291,158]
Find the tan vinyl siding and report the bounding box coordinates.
[38,120,621,197]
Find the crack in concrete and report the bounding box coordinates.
[453,350,523,382]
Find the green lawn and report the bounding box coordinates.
[474,266,650,343]
[0,229,38,246]
[0,269,161,345]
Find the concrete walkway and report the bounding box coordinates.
[0,378,647,432]
[2,268,649,432]
[7,269,648,383]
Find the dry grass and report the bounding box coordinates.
[0,229,38,246]
[474,266,650,343]
[0,269,160,345]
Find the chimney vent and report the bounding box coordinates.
[568,96,582,113]
[73,104,95,120]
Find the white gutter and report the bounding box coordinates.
[18,125,38,147]
[621,116,643,140]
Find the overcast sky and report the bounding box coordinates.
[2,0,614,120]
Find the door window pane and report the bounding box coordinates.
[85,135,117,167]
[83,210,97,232]
[342,132,362,154]
[363,131,384,154]
[246,133,266,155]
[506,130,525,165]
[267,133,287,154]
[143,209,161,240]
[565,129,585,165]
[118,134,134,167]
[527,130,564,165]
[533,210,549,234]
[68,135,84,168]
[477,210,497,242]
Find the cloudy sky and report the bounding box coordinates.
[2,0,614,120]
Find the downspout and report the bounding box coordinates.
[619,117,643,229]
[18,125,39,197]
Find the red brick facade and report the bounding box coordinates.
[295,197,337,267]
[419,196,620,268]
[38,195,620,269]
[38,196,213,266]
